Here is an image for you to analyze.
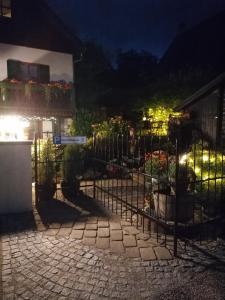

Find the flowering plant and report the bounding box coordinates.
[144,150,168,178]
[145,151,196,194]
[2,78,73,90]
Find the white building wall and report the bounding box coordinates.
[0,141,32,214]
[0,43,73,82]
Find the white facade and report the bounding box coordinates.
[0,42,73,82]
[0,141,32,214]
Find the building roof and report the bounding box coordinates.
[175,72,225,111]
[0,0,82,56]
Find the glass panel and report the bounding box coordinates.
[29,64,38,81]
[2,7,11,17]
[1,0,11,18]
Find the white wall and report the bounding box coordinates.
[0,141,32,214]
[0,43,73,82]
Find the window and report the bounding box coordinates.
[7,60,50,84]
[0,0,11,18]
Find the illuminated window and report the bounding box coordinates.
[0,0,12,18]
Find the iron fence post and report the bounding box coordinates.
[34,132,38,206]
[174,138,179,257]
[93,133,96,199]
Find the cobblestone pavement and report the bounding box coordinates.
[1,195,225,299]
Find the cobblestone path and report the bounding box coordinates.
[0,195,225,299]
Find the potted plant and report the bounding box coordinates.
[145,151,195,222]
[61,144,84,200]
[37,138,56,201]
[144,150,169,192]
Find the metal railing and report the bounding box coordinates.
[0,81,75,114]
[92,133,225,255]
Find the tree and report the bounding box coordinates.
[116,49,158,88]
[75,41,114,109]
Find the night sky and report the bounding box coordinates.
[47,0,225,58]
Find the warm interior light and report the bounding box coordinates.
[0,116,30,141]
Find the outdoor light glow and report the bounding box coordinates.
[145,106,181,136]
[194,166,201,175]
[202,154,209,162]
[180,153,188,165]
[142,116,147,121]
[0,116,30,141]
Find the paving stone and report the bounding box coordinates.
[125,247,140,258]
[109,222,122,230]
[98,220,109,228]
[96,238,110,249]
[110,241,124,254]
[86,223,98,230]
[123,235,137,247]
[36,223,47,231]
[110,230,123,241]
[136,233,150,241]
[70,230,84,239]
[84,230,97,238]
[154,247,172,260]
[61,222,74,228]
[120,220,132,226]
[140,247,157,260]
[137,239,150,248]
[57,227,72,237]
[48,223,61,229]
[87,217,98,224]
[44,229,59,236]
[98,228,110,238]
[123,226,140,235]
[73,222,86,230]
[82,237,96,246]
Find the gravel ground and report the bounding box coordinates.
[154,268,225,300]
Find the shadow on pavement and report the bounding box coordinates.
[36,194,109,227]
[0,212,37,234]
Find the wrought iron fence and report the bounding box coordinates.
[92,133,225,255]
[32,131,94,205]
[32,128,225,256]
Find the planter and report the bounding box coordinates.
[37,182,56,201]
[153,192,193,222]
[203,195,221,218]
[61,179,80,201]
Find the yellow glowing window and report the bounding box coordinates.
[0,0,11,18]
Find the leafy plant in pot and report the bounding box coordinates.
[147,154,196,222]
[37,138,56,201]
[61,144,84,201]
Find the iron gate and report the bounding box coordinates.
[33,130,94,205]
[32,129,225,256]
[92,133,225,256]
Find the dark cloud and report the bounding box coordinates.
[47,0,225,57]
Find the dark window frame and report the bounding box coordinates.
[7,59,50,84]
[0,0,12,18]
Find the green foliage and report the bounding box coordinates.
[38,138,56,185]
[92,115,130,138]
[186,143,225,194]
[143,105,181,136]
[70,109,101,138]
[75,41,113,109]
[62,145,85,183]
